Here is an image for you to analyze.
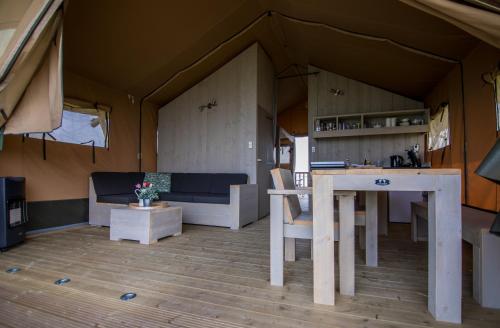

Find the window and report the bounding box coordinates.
[428,104,450,151]
[29,99,110,148]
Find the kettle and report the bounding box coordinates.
[390,155,404,168]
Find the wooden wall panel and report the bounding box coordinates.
[308,67,425,165]
[0,70,158,201]
[157,44,259,183]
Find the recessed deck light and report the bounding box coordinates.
[6,267,21,273]
[54,278,71,285]
[120,292,137,301]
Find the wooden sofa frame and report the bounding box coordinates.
[411,202,500,309]
[89,178,259,230]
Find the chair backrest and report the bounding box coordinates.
[270,168,302,224]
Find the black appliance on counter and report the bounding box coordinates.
[0,177,28,251]
[390,155,404,167]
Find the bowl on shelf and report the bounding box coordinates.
[411,118,424,125]
[398,122,410,127]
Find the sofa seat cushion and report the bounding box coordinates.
[97,193,137,204]
[92,172,145,196]
[209,173,248,194]
[191,193,230,205]
[159,192,194,202]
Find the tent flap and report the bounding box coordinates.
[0,0,64,133]
[3,23,63,134]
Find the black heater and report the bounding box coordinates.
[0,177,28,251]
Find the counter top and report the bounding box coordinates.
[311,168,461,175]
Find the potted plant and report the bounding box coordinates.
[134,182,159,207]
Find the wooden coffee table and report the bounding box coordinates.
[110,203,182,244]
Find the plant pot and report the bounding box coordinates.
[138,199,144,207]
[143,199,152,207]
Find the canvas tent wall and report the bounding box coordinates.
[0,0,499,230]
[0,0,64,136]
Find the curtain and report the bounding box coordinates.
[428,104,450,151]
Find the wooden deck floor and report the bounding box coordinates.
[0,218,499,328]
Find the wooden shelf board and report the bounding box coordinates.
[313,124,428,138]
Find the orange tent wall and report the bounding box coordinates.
[0,70,158,202]
[425,42,500,212]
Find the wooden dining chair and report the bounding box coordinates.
[270,168,316,262]
[269,168,375,293]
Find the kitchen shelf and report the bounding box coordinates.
[313,108,429,139]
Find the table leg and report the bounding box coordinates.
[270,194,284,286]
[313,175,335,305]
[428,175,462,323]
[285,238,296,261]
[411,203,418,242]
[377,191,388,236]
[366,191,378,267]
[339,193,355,296]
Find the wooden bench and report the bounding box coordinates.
[411,202,500,309]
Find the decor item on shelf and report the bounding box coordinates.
[313,108,430,139]
[315,119,321,132]
[198,99,217,112]
[475,138,500,235]
[411,118,424,125]
[398,118,410,126]
[134,182,159,207]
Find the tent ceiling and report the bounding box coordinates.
[63,0,482,110]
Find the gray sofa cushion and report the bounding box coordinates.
[170,173,211,193]
[159,192,194,202]
[209,173,247,194]
[92,172,144,196]
[170,173,248,195]
[192,193,230,205]
[97,193,137,204]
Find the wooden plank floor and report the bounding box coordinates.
[0,218,499,328]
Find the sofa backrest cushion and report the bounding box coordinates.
[170,173,211,193]
[170,173,248,194]
[144,172,171,192]
[91,172,145,196]
[209,173,248,194]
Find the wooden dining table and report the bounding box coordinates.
[312,168,462,324]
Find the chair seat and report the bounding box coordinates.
[285,213,340,241]
[291,210,366,226]
[293,213,313,225]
